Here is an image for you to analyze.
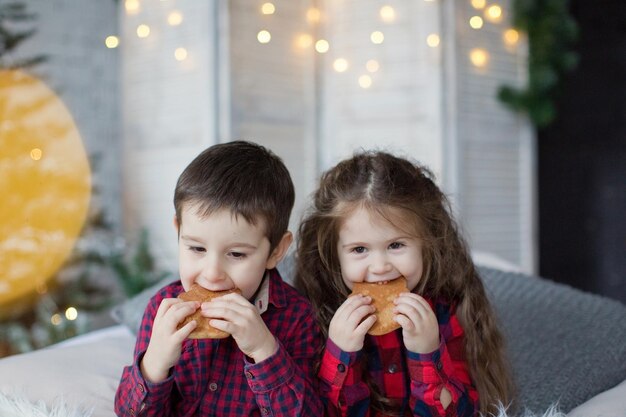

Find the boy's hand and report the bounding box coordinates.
[201,293,277,363]
[393,293,439,354]
[141,298,199,383]
[328,294,376,352]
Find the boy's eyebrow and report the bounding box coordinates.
[179,234,259,249]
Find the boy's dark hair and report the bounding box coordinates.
[174,140,295,250]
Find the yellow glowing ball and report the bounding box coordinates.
[0,70,91,318]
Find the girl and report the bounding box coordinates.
[294,151,514,416]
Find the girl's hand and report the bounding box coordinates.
[393,293,440,354]
[328,294,376,352]
[201,293,277,363]
[141,298,199,383]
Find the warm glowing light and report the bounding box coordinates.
[168,11,183,26]
[125,0,140,14]
[65,307,78,321]
[136,24,150,38]
[469,16,484,29]
[358,75,373,89]
[503,29,520,46]
[426,34,440,47]
[469,48,489,67]
[315,39,329,53]
[370,31,385,44]
[295,33,313,49]
[471,0,486,9]
[257,30,272,44]
[306,8,321,24]
[485,5,503,23]
[366,59,379,72]
[51,314,62,326]
[333,58,349,73]
[30,148,42,161]
[380,6,396,23]
[174,47,188,61]
[261,3,275,15]
[105,36,119,49]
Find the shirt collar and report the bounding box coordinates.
[252,269,286,313]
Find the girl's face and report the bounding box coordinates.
[336,206,424,292]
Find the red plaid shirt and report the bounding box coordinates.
[115,269,323,417]
[318,300,478,417]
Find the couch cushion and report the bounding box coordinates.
[478,266,626,413]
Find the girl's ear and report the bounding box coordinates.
[265,232,293,270]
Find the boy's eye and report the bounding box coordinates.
[189,246,206,253]
[229,252,247,259]
[389,242,405,250]
[351,246,367,254]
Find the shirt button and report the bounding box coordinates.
[209,382,218,391]
[137,384,144,392]
[387,363,398,374]
[245,371,254,379]
[436,361,443,370]
[261,407,270,415]
[337,363,346,373]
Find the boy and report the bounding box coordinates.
[115,141,323,416]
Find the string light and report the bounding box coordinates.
[125,0,140,15]
[30,148,42,161]
[469,48,489,67]
[306,8,321,24]
[315,39,329,53]
[51,313,62,326]
[174,47,188,61]
[471,0,486,9]
[379,6,396,23]
[105,35,119,48]
[168,11,183,26]
[426,34,440,47]
[257,30,272,44]
[469,16,484,29]
[370,31,385,44]
[65,307,78,321]
[503,29,520,46]
[485,5,503,23]
[136,24,150,38]
[366,59,380,73]
[261,3,275,15]
[333,58,349,72]
[358,75,373,89]
[295,33,313,49]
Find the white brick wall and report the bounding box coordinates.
[16,0,121,230]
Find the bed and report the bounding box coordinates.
[1,255,624,417]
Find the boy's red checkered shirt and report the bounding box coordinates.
[115,269,323,417]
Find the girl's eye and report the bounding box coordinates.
[389,242,405,250]
[351,246,367,254]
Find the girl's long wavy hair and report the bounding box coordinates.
[294,151,515,415]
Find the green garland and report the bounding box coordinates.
[498,0,579,127]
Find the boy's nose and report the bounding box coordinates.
[199,259,229,289]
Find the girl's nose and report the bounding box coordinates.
[368,253,392,275]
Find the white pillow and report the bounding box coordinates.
[567,379,626,417]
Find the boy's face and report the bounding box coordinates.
[175,205,282,300]
[336,206,424,293]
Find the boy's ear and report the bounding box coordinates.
[265,232,293,270]
[173,215,180,234]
